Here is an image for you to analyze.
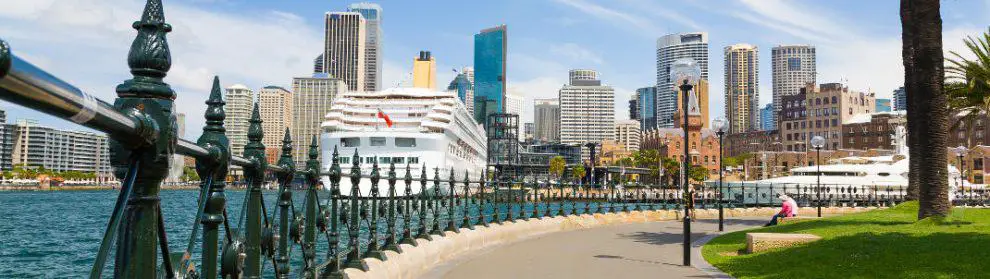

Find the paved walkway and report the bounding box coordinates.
[426,218,766,279]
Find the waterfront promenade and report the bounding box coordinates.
[427,218,763,279]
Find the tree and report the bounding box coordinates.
[901,0,950,218]
[688,165,709,183]
[549,156,566,180]
[181,166,200,182]
[946,28,990,147]
[571,165,586,183]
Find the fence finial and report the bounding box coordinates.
[117,0,174,99]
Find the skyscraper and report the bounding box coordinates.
[412,51,436,90]
[760,103,774,131]
[771,45,816,129]
[258,86,293,162]
[323,12,366,92]
[894,87,906,111]
[348,2,382,92]
[473,25,507,124]
[656,32,709,128]
[559,69,615,160]
[224,84,253,157]
[630,91,640,121]
[614,119,641,152]
[637,86,658,131]
[291,74,348,167]
[534,98,560,143]
[462,66,475,115]
[724,44,760,134]
[505,93,525,141]
[313,53,324,73]
[447,72,472,107]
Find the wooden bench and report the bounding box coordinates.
[746,233,821,253]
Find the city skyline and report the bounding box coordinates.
[0,0,985,140]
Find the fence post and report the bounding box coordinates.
[240,104,267,278]
[446,168,457,232]
[383,161,401,252]
[400,164,416,245]
[302,136,320,276]
[417,166,431,240]
[275,129,295,278]
[431,168,443,235]
[323,146,343,277]
[108,0,177,277]
[196,77,231,279]
[344,150,368,271]
[461,170,473,229]
[366,159,385,260]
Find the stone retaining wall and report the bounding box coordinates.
[339,206,876,279]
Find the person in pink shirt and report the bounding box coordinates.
[765,194,799,227]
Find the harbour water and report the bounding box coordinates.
[0,189,288,278]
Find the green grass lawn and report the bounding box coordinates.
[702,202,990,279]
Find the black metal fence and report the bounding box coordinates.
[2,1,989,278]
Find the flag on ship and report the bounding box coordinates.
[377,108,393,128]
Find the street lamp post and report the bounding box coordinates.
[712,117,727,232]
[671,58,700,267]
[955,146,968,200]
[811,136,825,217]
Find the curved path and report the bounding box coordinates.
[424,218,765,279]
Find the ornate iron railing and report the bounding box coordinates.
[2,1,989,278]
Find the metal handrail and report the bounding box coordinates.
[0,44,286,174]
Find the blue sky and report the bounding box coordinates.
[0,0,987,140]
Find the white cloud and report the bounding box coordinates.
[548,43,604,65]
[0,0,322,140]
[551,0,663,36]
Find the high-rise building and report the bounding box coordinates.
[447,72,472,108]
[224,84,253,157]
[876,98,892,112]
[473,25,507,124]
[724,44,760,134]
[771,45,816,129]
[559,69,615,160]
[637,86,658,131]
[462,66,475,115]
[291,74,348,167]
[505,93,525,141]
[534,98,560,143]
[893,87,906,111]
[347,2,382,92]
[323,12,366,92]
[258,86,293,164]
[760,103,774,131]
[10,120,113,181]
[0,109,13,171]
[412,51,436,90]
[167,113,186,183]
[656,32,709,128]
[614,119,641,152]
[313,53,324,73]
[629,91,640,121]
[523,122,535,142]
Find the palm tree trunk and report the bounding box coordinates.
[901,0,950,219]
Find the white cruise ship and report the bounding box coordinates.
[728,126,969,199]
[319,87,487,196]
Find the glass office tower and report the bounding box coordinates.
[473,25,507,124]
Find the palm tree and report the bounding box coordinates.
[946,28,990,147]
[901,0,950,219]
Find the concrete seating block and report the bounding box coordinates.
[746,233,822,254]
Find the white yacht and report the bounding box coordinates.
[319,87,487,196]
[728,126,966,199]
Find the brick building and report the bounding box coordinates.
[780,83,875,152]
[842,111,906,150]
[723,129,780,158]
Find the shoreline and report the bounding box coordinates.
[0,184,222,191]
